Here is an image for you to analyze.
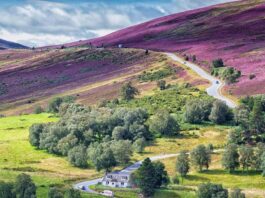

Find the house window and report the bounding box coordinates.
[121,182,124,186]
[112,183,114,185]
[106,181,109,184]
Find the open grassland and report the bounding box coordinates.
[0,114,102,197]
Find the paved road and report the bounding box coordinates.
[165,53,237,108]
[73,154,179,194]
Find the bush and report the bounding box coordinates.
[138,67,173,82]
[221,67,241,83]
[212,59,224,68]
[120,82,139,101]
[157,80,166,90]
[48,187,64,198]
[230,188,246,198]
[249,74,256,80]
[172,175,180,184]
[34,106,44,114]
[0,181,15,198]
[197,183,228,198]
[29,123,44,148]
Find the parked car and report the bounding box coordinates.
[100,190,114,197]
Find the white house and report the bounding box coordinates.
[102,171,132,188]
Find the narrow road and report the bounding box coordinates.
[165,53,237,108]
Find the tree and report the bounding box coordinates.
[190,145,211,172]
[65,188,81,198]
[234,105,250,129]
[133,138,146,153]
[260,152,265,176]
[153,161,169,187]
[176,150,190,179]
[110,140,133,164]
[209,100,231,124]
[253,143,265,170]
[222,144,239,173]
[14,174,36,198]
[88,143,116,172]
[68,145,88,168]
[239,145,254,171]
[48,97,63,113]
[212,58,224,68]
[133,158,157,197]
[120,82,139,101]
[185,99,212,124]
[197,183,228,198]
[29,123,44,148]
[230,188,246,198]
[48,187,64,198]
[149,110,179,137]
[157,80,166,90]
[250,100,265,134]
[0,181,15,198]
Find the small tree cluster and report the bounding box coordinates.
[29,104,151,169]
[190,144,211,172]
[222,143,265,174]
[120,82,139,101]
[0,174,36,198]
[212,58,224,68]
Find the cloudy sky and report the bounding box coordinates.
[0,0,233,47]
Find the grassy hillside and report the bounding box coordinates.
[69,0,265,97]
[0,48,208,115]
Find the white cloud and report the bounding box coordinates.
[0,0,233,47]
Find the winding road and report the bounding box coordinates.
[166,53,237,108]
[73,52,238,195]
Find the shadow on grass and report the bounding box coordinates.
[185,175,210,182]
[200,169,262,176]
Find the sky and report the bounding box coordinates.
[0,0,233,47]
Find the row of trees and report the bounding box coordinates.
[222,143,265,174]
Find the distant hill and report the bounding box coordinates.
[66,0,265,96]
[0,39,28,50]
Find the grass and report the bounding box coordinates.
[0,113,102,197]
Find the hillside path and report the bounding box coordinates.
[165,53,237,108]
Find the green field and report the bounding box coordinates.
[0,114,102,197]
[0,113,264,198]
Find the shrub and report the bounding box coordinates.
[120,82,139,101]
[0,181,15,198]
[197,183,228,198]
[157,80,166,90]
[172,175,180,184]
[230,188,246,198]
[34,106,44,114]
[249,74,256,80]
[212,58,224,68]
[48,187,64,198]
[29,123,44,148]
[138,67,174,82]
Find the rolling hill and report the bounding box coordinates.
[0,38,28,50]
[66,0,265,96]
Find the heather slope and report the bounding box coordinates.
[0,47,206,115]
[70,0,265,96]
[0,38,28,50]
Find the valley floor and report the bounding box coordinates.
[0,114,264,198]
